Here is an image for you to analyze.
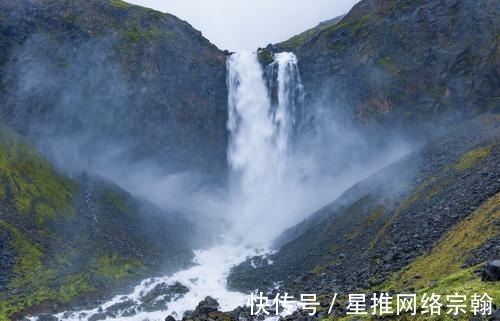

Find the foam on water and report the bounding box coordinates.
[48,244,267,321]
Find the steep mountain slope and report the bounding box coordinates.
[275,15,345,52]
[229,114,500,298]
[271,0,499,126]
[0,0,228,177]
[0,130,194,321]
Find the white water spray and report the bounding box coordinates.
[226,51,313,242]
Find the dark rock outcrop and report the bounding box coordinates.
[140,281,189,311]
[0,0,229,178]
[482,260,500,282]
[275,0,499,127]
[194,296,220,315]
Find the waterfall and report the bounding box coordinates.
[226,51,304,242]
[227,51,303,191]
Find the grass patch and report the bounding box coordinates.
[99,255,146,280]
[0,131,76,222]
[454,146,492,171]
[381,193,500,290]
[0,220,58,320]
[109,0,131,9]
[104,189,132,214]
[122,22,167,43]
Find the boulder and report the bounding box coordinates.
[194,296,220,316]
[482,260,500,282]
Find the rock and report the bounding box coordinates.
[88,313,106,321]
[482,260,500,282]
[489,308,500,321]
[140,282,189,312]
[194,296,220,316]
[105,300,136,317]
[165,316,176,321]
[37,315,58,321]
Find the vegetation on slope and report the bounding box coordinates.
[0,130,192,320]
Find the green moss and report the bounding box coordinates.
[98,255,146,280]
[278,16,346,50]
[58,274,96,303]
[454,146,492,171]
[381,193,499,290]
[257,49,274,66]
[122,22,167,43]
[104,190,132,214]
[323,15,371,37]
[348,205,385,240]
[109,0,131,9]
[0,181,5,200]
[0,220,58,320]
[0,131,76,221]
[0,132,84,319]
[377,268,498,321]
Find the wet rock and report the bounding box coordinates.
[193,296,220,316]
[88,313,106,321]
[37,315,58,321]
[105,299,136,317]
[140,282,189,311]
[482,260,500,282]
[165,315,176,321]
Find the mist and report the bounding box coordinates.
[4,33,412,248]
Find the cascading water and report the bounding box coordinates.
[32,51,303,321]
[226,51,306,242]
[227,51,303,191]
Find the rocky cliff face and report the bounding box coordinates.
[0,130,195,320]
[0,2,229,317]
[0,0,229,178]
[272,0,499,127]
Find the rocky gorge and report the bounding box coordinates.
[0,0,498,320]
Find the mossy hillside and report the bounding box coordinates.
[0,131,76,224]
[99,254,146,281]
[454,146,492,171]
[276,15,345,51]
[362,193,500,320]
[121,21,168,43]
[372,140,496,250]
[381,193,500,291]
[316,267,498,321]
[0,132,176,320]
